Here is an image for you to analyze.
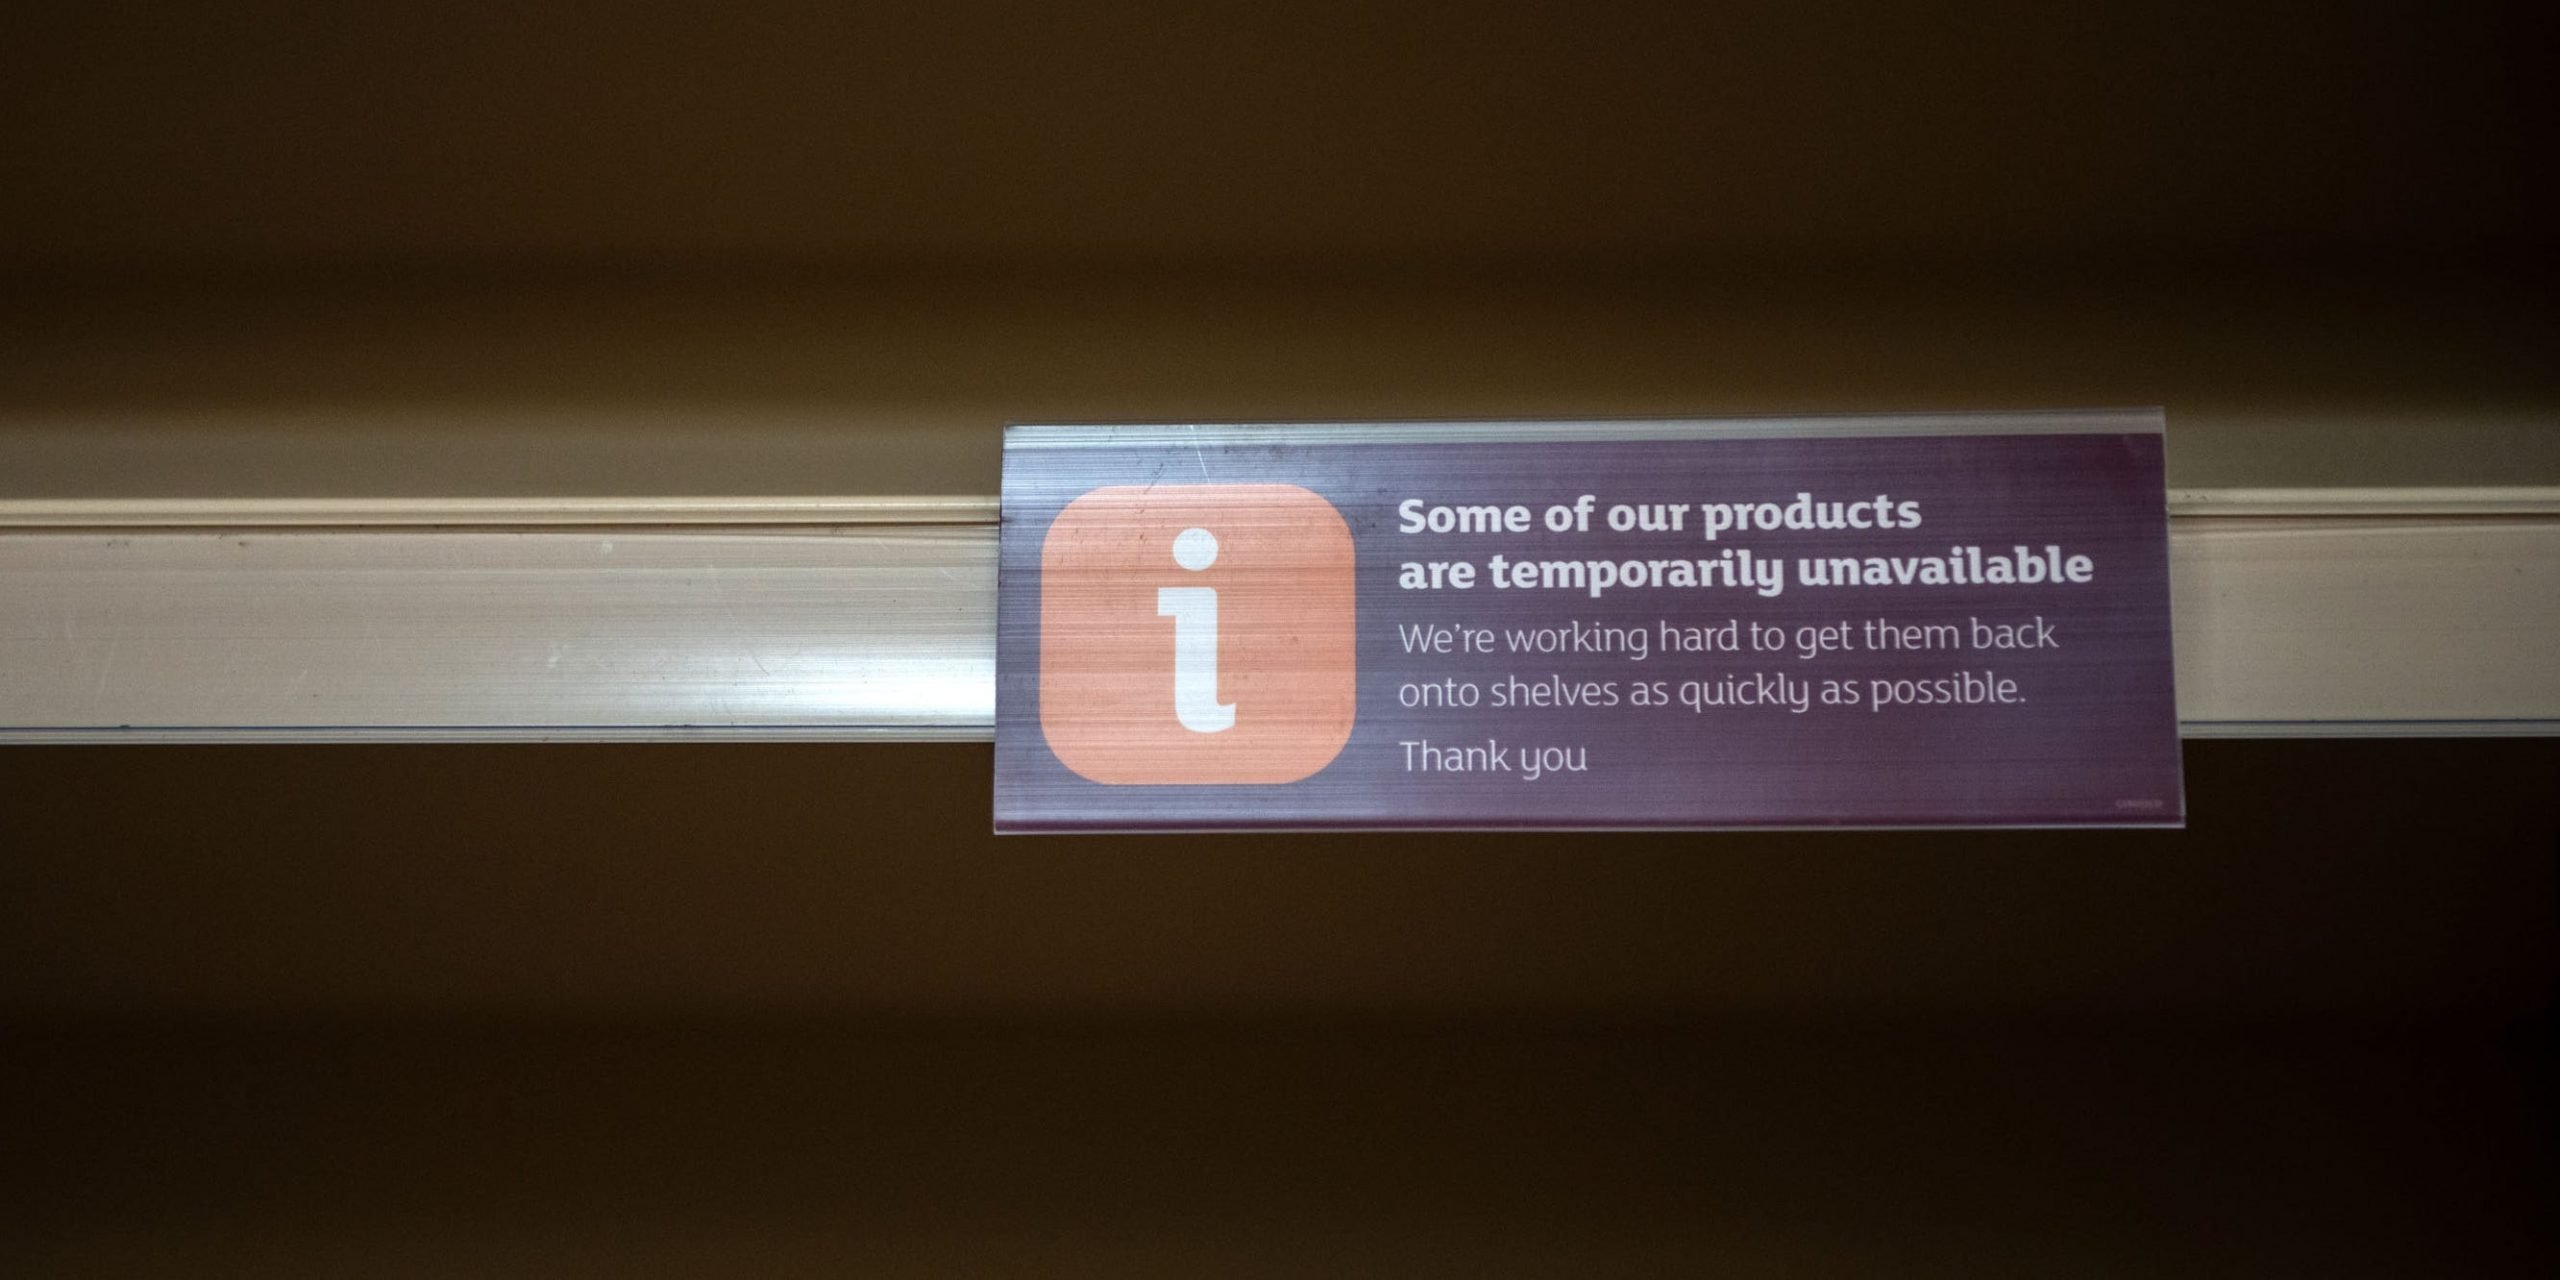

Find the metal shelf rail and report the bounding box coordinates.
[3,489,2552,742]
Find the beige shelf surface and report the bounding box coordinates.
[4,275,2551,739]
[1,496,2552,741]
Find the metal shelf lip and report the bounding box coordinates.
[0,724,1004,745]
[1,490,2553,742]
[4,487,2554,529]
[0,495,1003,529]
[2164,487,2560,518]
[2177,718,2560,739]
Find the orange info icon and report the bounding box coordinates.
[1039,484,1357,785]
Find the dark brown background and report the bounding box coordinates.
[5,0,2552,277]
[4,0,2554,1272]
[0,740,2548,1025]
[4,741,2554,1273]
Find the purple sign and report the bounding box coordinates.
[996,414,2181,831]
